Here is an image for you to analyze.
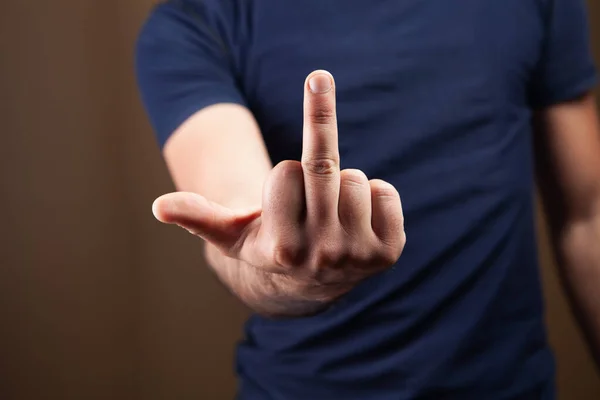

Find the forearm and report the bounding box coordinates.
[532,93,600,368]
[554,211,600,366]
[204,243,329,318]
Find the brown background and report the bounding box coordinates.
[0,1,599,399]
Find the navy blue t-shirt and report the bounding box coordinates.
[135,1,597,398]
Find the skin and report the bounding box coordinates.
[153,70,406,318]
[534,92,600,366]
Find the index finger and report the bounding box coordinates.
[301,70,341,223]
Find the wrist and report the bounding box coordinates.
[248,272,338,319]
[204,243,337,318]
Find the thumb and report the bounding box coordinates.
[152,192,261,253]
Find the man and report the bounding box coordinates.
[135,0,600,398]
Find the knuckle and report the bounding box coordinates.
[309,108,336,126]
[341,169,369,187]
[377,235,405,265]
[302,157,339,176]
[379,247,401,266]
[370,179,399,199]
[347,246,371,266]
[272,241,307,268]
[312,245,345,269]
[400,230,407,248]
[274,160,303,177]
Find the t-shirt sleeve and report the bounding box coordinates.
[529,0,597,108]
[135,0,246,148]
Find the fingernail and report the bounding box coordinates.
[308,73,332,94]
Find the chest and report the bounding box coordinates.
[235,0,546,165]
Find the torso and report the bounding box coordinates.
[204,0,555,398]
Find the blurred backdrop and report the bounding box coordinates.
[1,1,599,399]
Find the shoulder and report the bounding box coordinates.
[137,0,253,64]
[139,0,246,40]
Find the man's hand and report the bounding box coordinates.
[152,70,406,317]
